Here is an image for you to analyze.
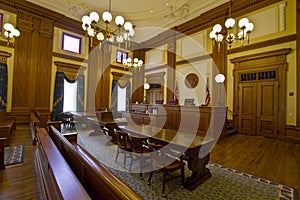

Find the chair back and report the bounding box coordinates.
[129,135,150,153]
[115,131,131,150]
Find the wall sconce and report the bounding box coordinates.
[144,82,150,90]
[2,23,20,46]
[215,74,225,106]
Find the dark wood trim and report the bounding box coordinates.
[297,0,300,126]
[0,50,12,64]
[228,34,297,54]
[52,52,86,63]
[285,125,300,143]
[111,72,131,81]
[0,41,14,48]
[176,54,212,66]
[144,64,167,73]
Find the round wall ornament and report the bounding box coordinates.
[185,73,199,88]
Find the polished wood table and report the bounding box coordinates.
[119,124,215,190]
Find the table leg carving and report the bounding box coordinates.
[184,152,211,190]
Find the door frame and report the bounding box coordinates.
[231,48,291,139]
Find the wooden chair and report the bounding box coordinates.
[128,134,152,179]
[146,139,185,198]
[114,130,132,168]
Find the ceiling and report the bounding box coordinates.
[26,0,228,43]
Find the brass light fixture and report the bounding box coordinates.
[81,0,135,48]
[2,23,20,46]
[123,57,143,71]
[209,0,254,50]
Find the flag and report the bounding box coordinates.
[174,79,179,101]
[205,77,210,106]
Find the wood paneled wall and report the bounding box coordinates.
[0,0,83,123]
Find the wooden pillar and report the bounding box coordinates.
[166,30,176,103]
[131,48,145,103]
[297,1,300,126]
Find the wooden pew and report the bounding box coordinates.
[47,122,143,200]
[0,110,16,146]
[30,112,40,145]
[0,137,5,170]
[35,128,91,200]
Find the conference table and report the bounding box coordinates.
[119,124,215,190]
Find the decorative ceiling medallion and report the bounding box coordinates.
[185,73,199,88]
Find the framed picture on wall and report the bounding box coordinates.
[62,32,82,54]
[0,13,3,35]
[116,49,128,64]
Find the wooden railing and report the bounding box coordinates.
[44,121,144,200]
[35,128,91,200]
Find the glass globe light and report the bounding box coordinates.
[213,24,222,33]
[108,35,114,42]
[115,16,125,26]
[238,18,249,28]
[216,34,224,42]
[96,32,104,41]
[4,23,14,31]
[89,12,99,22]
[87,27,95,37]
[124,22,133,31]
[215,74,225,83]
[144,83,150,90]
[116,35,124,43]
[138,60,143,66]
[82,15,91,25]
[133,58,139,63]
[12,29,20,37]
[128,29,135,37]
[102,11,112,22]
[225,18,235,29]
[245,22,254,33]
[4,31,9,38]
[209,31,216,40]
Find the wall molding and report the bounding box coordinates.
[228,34,296,54]
[285,125,300,143]
[0,50,12,64]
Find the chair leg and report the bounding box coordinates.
[147,172,153,185]
[123,152,127,167]
[181,165,185,186]
[162,172,167,197]
[115,148,120,162]
[139,157,143,179]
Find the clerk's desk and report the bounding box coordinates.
[119,124,215,190]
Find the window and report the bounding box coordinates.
[62,32,81,54]
[0,13,3,35]
[117,85,127,112]
[63,80,77,112]
[116,50,128,64]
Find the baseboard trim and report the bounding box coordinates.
[285,125,300,143]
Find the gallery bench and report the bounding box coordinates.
[38,121,143,200]
[35,127,91,200]
[0,110,16,146]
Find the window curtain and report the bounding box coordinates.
[111,80,130,115]
[76,74,85,112]
[51,71,64,120]
[111,80,118,114]
[0,63,7,110]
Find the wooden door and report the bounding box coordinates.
[238,81,278,137]
[256,81,278,137]
[238,83,257,135]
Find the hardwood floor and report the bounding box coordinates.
[210,134,300,192]
[0,126,299,199]
[0,126,40,200]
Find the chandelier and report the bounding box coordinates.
[81,0,135,48]
[209,0,254,50]
[2,23,20,46]
[123,57,143,71]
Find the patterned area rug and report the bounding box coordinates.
[5,145,24,166]
[76,129,298,200]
